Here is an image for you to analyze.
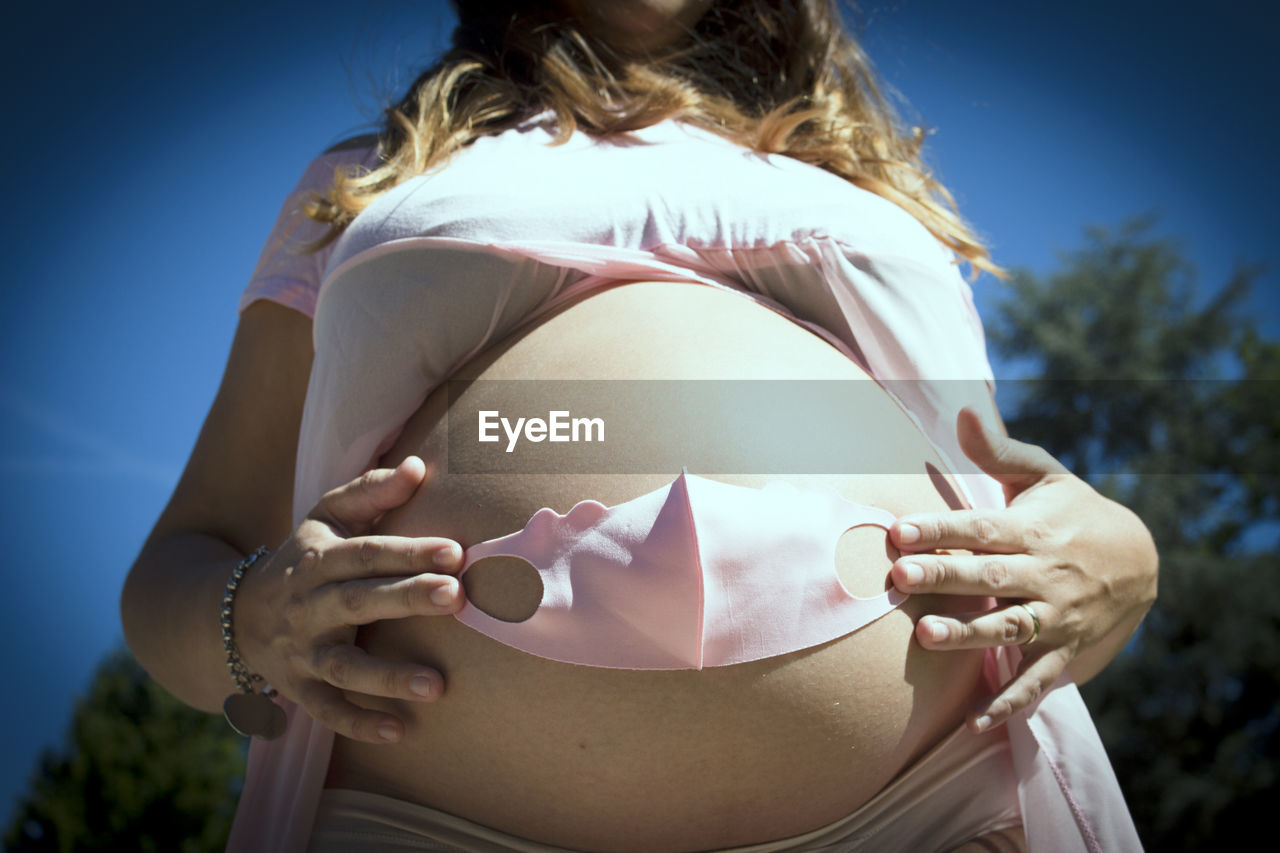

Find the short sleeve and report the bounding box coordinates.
[239,142,380,318]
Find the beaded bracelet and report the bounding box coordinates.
[220,546,286,739]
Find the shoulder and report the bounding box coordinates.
[323,133,381,157]
[239,135,381,318]
[288,134,382,196]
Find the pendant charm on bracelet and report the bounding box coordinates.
[223,689,287,739]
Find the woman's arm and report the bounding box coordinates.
[121,300,312,711]
[120,301,466,741]
[889,406,1159,730]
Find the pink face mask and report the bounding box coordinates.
[456,469,907,669]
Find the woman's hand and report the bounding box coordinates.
[889,408,1158,732]
[232,455,466,745]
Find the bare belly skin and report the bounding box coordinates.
[325,281,987,851]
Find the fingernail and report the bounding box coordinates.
[430,580,456,606]
[901,561,924,585]
[974,715,992,733]
[410,676,433,698]
[434,544,460,567]
[897,523,921,545]
[929,621,949,642]
[378,724,399,742]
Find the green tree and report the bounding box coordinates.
[4,648,245,853]
[990,215,1279,850]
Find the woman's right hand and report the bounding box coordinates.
[232,455,465,744]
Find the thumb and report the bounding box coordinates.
[313,455,429,536]
[956,407,1067,498]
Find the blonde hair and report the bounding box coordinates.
[308,0,1005,279]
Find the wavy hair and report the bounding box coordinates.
[307,0,1005,279]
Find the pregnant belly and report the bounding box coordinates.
[326,281,987,851]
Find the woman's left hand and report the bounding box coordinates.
[889,407,1158,733]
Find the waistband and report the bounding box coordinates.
[307,723,1022,852]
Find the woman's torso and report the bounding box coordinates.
[325,281,992,851]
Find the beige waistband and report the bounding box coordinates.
[307,723,1022,852]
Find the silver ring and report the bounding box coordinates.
[1017,603,1041,646]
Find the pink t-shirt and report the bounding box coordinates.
[229,117,1140,853]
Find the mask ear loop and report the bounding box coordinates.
[833,518,898,601]
[460,554,545,623]
[828,500,908,614]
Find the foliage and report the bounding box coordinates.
[3,649,245,853]
[990,215,1279,850]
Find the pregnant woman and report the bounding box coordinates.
[121,1,1156,850]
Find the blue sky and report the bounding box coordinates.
[1,0,1275,824]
